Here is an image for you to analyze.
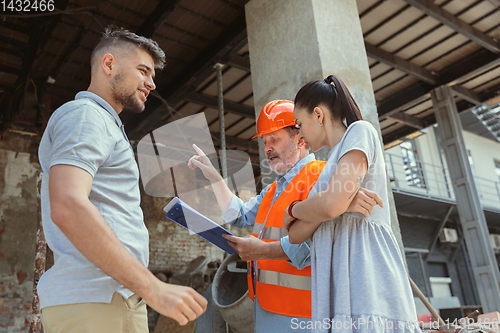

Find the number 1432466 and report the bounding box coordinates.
[2,0,55,12]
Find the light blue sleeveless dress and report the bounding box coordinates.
[307,121,420,332]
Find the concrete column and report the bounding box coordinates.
[245,0,406,257]
[431,85,500,313]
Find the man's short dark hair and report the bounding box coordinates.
[91,26,166,72]
[283,125,300,138]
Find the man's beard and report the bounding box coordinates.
[267,139,301,176]
[111,73,145,113]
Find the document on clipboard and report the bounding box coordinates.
[163,197,236,254]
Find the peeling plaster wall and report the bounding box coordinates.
[0,132,40,333]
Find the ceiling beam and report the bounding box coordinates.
[210,131,258,151]
[365,42,438,85]
[136,0,183,38]
[185,92,255,119]
[0,64,22,75]
[382,83,500,144]
[383,114,436,144]
[401,0,500,54]
[378,81,433,120]
[386,113,425,129]
[378,48,500,120]
[451,85,481,105]
[226,54,250,72]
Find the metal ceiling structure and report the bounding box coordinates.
[0,0,499,158]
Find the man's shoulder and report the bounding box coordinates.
[50,98,110,125]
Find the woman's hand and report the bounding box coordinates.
[187,144,223,183]
[345,188,384,217]
[283,207,297,233]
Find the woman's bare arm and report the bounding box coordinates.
[284,150,368,243]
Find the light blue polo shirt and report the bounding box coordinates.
[38,91,149,309]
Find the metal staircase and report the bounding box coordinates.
[472,103,500,143]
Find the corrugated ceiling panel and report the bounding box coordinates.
[412,33,469,68]
[169,8,223,40]
[375,75,418,101]
[202,67,248,96]
[356,0,381,15]
[404,99,433,116]
[473,12,500,37]
[379,119,395,129]
[204,108,220,126]
[372,69,407,92]
[223,75,253,103]
[382,122,405,136]
[369,62,394,79]
[225,118,255,137]
[182,0,239,25]
[209,113,244,133]
[177,102,204,119]
[242,95,254,107]
[443,0,479,15]
[425,41,481,72]
[464,65,500,91]
[364,6,420,45]
[196,72,217,92]
[238,127,258,140]
[379,16,440,53]
[359,0,407,35]
[456,1,497,25]
[395,25,455,60]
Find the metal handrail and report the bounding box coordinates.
[385,152,500,209]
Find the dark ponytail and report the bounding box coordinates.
[294,75,362,127]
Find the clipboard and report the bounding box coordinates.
[163,197,236,254]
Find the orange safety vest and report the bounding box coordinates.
[247,160,326,318]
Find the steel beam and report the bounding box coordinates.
[382,83,500,144]
[451,85,481,105]
[136,0,183,38]
[210,131,258,151]
[185,92,254,119]
[365,42,438,85]
[431,85,500,312]
[226,54,250,72]
[386,113,425,129]
[426,205,455,260]
[402,0,500,54]
[378,49,500,120]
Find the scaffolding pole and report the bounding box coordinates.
[215,63,230,233]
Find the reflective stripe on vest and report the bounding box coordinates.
[261,226,287,240]
[258,269,311,291]
[247,160,326,318]
[251,222,263,237]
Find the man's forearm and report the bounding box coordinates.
[263,241,289,260]
[210,178,234,212]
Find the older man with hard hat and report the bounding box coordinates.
[188,100,381,332]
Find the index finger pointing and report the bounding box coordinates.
[192,144,206,157]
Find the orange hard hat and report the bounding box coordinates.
[252,100,296,139]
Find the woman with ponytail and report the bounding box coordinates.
[283,75,420,332]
